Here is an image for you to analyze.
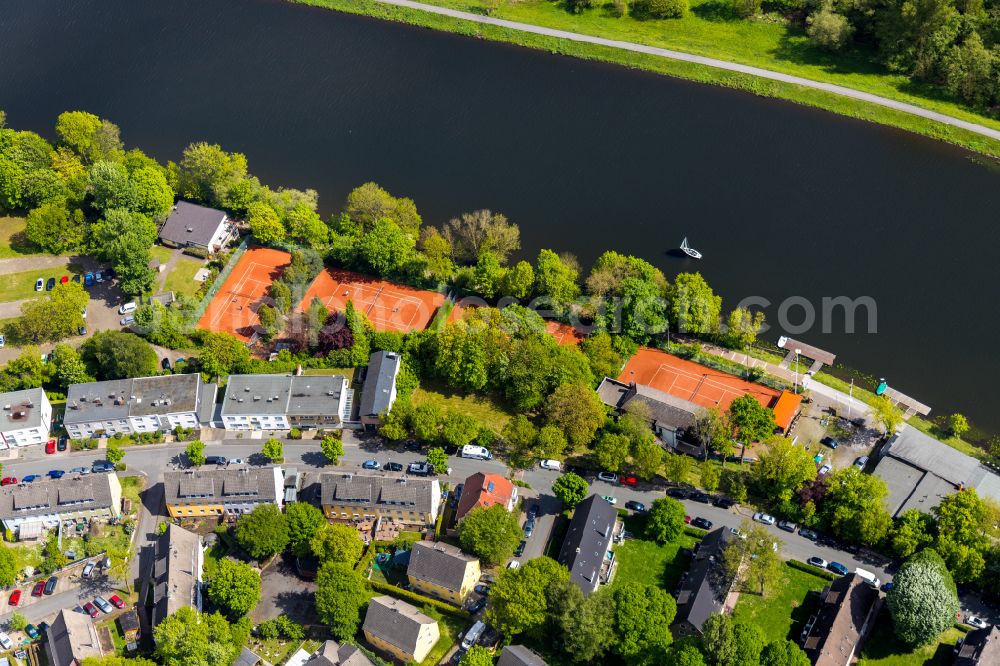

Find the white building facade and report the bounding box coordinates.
[0,388,52,449]
[221,374,349,431]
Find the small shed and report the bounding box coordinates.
[118,608,141,643]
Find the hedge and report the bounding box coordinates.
[355,543,376,575]
[684,526,709,539]
[367,580,471,621]
[786,559,838,581]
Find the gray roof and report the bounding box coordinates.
[233,647,263,666]
[0,474,117,521]
[407,541,477,592]
[320,473,436,515]
[47,608,104,663]
[557,494,619,595]
[310,640,375,666]
[884,427,981,487]
[363,596,437,655]
[497,645,547,666]
[221,374,347,417]
[359,351,401,419]
[0,388,47,432]
[597,378,698,430]
[159,200,227,248]
[65,374,204,425]
[802,574,879,665]
[163,467,280,506]
[198,383,219,424]
[152,524,202,626]
[956,625,1000,665]
[675,527,736,633]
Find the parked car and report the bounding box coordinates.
[407,462,431,476]
[35,278,44,291]
[621,475,638,487]
[601,495,617,505]
[60,275,68,284]
[667,488,688,499]
[729,527,747,540]
[684,515,692,524]
[753,512,776,525]
[46,439,56,454]
[82,562,96,578]
[94,596,113,614]
[72,274,81,283]
[24,624,39,640]
[514,540,526,557]
[853,456,869,468]
[474,584,490,596]
[597,471,618,483]
[8,590,20,606]
[205,456,227,466]
[45,277,55,291]
[507,560,520,569]
[527,504,540,520]
[821,436,839,449]
[712,497,736,509]
[806,556,828,569]
[31,581,44,597]
[58,436,67,451]
[109,594,125,609]
[70,467,91,475]
[362,460,380,470]
[21,475,38,483]
[84,272,94,286]
[383,462,403,472]
[78,325,87,336]
[828,562,850,576]
[691,517,713,530]
[539,459,562,471]
[83,602,99,618]
[468,598,487,615]
[625,500,646,512]
[91,462,115,473]
[0,477,16,486]
[0,632,12,650]
[777,519,797,532]
[0,335,5,349]
[95,271,103,283]
[47,470,65,479]
[690,492,712,503]
[161,357,172,370]
[523,519,535,539]
[818,464,832,476]
[799,528,819,541]
[120,316,135,326]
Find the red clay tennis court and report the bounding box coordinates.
[619,347,780,411]
[298,268,444,333]
[546,321,585,346]
[198,247,291,342]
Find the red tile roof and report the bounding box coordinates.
[455,472,516,521]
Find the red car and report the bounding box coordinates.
[0,477,16,486]
[31,581,44,597]
[8,590,20,606]
[83,602,99,618]
[59,275,69,284]
[684,515,692,524]
[621,475,638,487]
[109,594,125,609]
[45,439,56,454]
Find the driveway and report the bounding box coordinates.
[518,493,560,563]
[252,557,316,625]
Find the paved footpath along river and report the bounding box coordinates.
[0,0,998,429]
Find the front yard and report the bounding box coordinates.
[730,563,830,643]
[410,386,512,433]
[611,521,699,592]
[858,610,966,666]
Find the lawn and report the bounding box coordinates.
[0,216,41,258]
[612,517,699,591]
[411,386,512,432]
[163,256,206,297]
[417,608,465,666]
[149,245,174,265]
[730,562,830,643]
[858,610,966,666]
[0,263,80,303]
[120,475,146,515]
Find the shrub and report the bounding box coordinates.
[368,579,471,620]
[806,8,854,52]
[289,427,303,440]
[786,559,837,581]
[731,0,762,17]
[646,0,688,17]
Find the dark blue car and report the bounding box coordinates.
[47,470,65,479]
[21,475,38,483]
[828,561,850,576]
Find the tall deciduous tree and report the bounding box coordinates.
[724,307,765,350]
[234,504,289,560]
[185,440,206,466]
[344,182,421,236]
[285,502,326,558]
[25,200,85,253]
[646,498,686,544]
[723,521,782,596]
[314,562,368,639]
[932,489,988,583]
[553,582,615,663]
[668,272,721,335]
[887,549,959,646]
[870,395,903,435]
[552,472,589,509]
[545,383,606,450]
[821,467,892,546]
[443,209,520,263]
[594,431,630,472]
[358,218,415,275]
[534,249,580,305]
[754,436,817,502]
[81,331,158,380]
[727,395,776,450]
[207,559,261,617]
[19,281,89,342]
[320,435,345,465]
[311,523,364,564]
[486,556,569,637]
[247,201,285,245]
[459,504,522,566]
[178,142,248,207]
[610,582,675,661]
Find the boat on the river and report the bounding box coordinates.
[680,237,702,259]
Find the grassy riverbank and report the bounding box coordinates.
[293,0,1000,158]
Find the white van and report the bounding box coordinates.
[118,301,137,315]
[855,568,881,589]
[461,621,485,650]
[461,445,492,460]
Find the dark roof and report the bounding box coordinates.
[674,527,735,633]
[222,374,347,417]
[596,378,698,430]
[151,524,202,626]
[320,472,437,515]
[64,374,204,425]
[557,494,619,595]
[310,639,376,666]
[159,200,227,248]
[359,351,402,419]
[163,466,281,507]
[956,625,1000,665]
[0,474,117,521]
[118,608,141,633]
[0,387,48,432]
[233,647,262,666]
[363,595,437,655]
[802,574,879,665]
[407,541,478,592]
[497,645,547,666]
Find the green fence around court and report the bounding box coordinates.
[191,236,251,323]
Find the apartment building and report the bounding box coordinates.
[221,374,350,431]
[0,387,52,449]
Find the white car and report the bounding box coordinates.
[0,335,5,349]
[34,278,43,292]
[0,631,12,650]
[597,471,618,483]
[539,459,562,471]
[229,458,246,466]
[507,561,520,570]
[753,512,776,526]
[601,495,618,505]
[729,527,747,540]
[966,615,990,629]
[818,464,832,476]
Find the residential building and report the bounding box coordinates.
[801,573,880,665]
[158,200,233,254]
[498,645,547,666]
[286,639,375,666]
[557,494,622,595]
[221,374,350,431]
[362,595,440,663]
[0,388,52,449]
[955,625,1000,665]
[150,524,203,627]
[64,374,208,439]
[873,425,1000,516]
[597,378,699,448]
[359,350,402,427]
[163,466,283,518]
[0,473,122,536]
[406,541,480,605]
[455,472,517,522]
[674,527,737,636]
[318,472,440,527]
[46,608,104,664]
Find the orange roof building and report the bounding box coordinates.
[771,390,804,432]
[455,472,518,522]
